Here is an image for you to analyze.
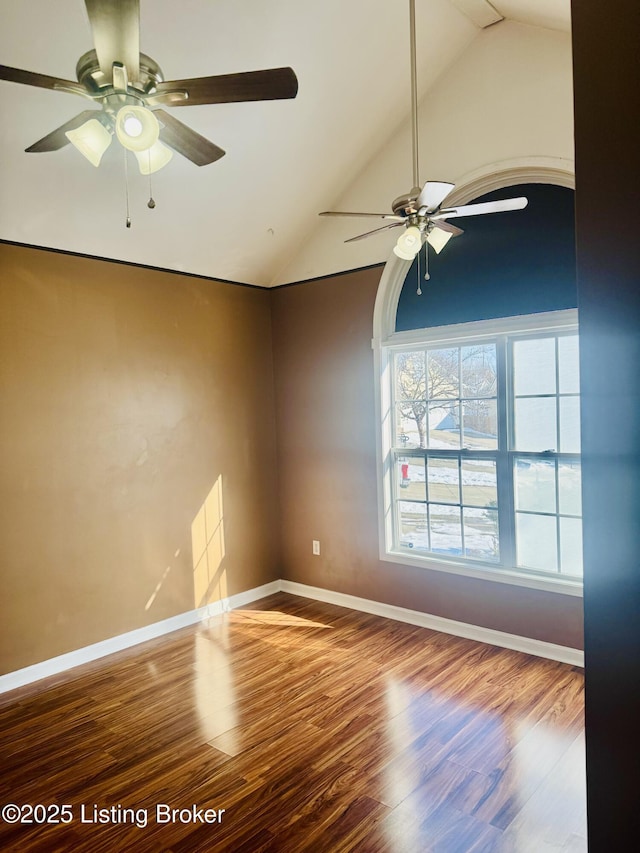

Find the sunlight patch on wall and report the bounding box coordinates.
[144,564,172,611]
[144,549,181,613]
[192,476,227,608]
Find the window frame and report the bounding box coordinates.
[377,308,583,597]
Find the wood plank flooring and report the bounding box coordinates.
[0,592,586,852]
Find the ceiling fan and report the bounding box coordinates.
[319,0,526,264]
[0,0,298,175]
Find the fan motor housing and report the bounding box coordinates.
[391,187,423,217]
[75,50,164,95]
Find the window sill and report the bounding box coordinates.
[384,548,584,597]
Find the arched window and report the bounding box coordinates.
[373,181,582,595]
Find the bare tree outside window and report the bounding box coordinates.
[395,345,496,447]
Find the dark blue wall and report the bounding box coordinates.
[395,183,576,331]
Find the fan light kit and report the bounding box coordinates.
[319,0,528,281]
[115,106,159,152]
[65,118,112,167]
[394,226,422,260]
[0,0,299,224]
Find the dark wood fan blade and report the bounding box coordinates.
[0,64,86,96]
[432,220,464,236]
[152,67,298,106]
[85,0,140,82]
[154,109,225,166]
[320,211,405,221]
[345,222,404,243]
[25,110,103,152]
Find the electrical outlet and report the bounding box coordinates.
[312,540,320,556]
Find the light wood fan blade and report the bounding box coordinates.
[85,0,140,83]
[25,110,104,152]
[434,197,528,219]
[154,109,225,166]
[151,67,298,106]
[345,222,404,243]
[0,64,86,97]
[320,211,405,221]
[416,181,455,212]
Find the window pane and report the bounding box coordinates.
[514,458,556,513]
[559,396,581,452]
[462,399,497,449]
[395,404,426,449]
[389,321,581,580]
[461,344,497,397]
[428,402,460,448]
[516,513,558,572]
[514,397,557,451]
[427,458,460,504]
[558,335,580,394]
[429,504,462,555]
[464,507,499,562]
[397,457,426,503]
[462,459,497,507]
[427,348,459,399]
[514,338,556,395]
[560,517,583,577]
[398,501,428,552]
[395,351,426,401]
[558,461,582,516]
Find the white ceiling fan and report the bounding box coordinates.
[319,0,527,263]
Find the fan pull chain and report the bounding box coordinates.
[424,242,430,281]
[124,148,131,228]
[147,151,156,209]
[416,247,422,296]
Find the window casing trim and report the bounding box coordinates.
[375,308,582,597]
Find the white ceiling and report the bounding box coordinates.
[0,0,572,287]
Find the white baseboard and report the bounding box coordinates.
[0,576,582,695]
[0,580,281,695]
[201,580,281,618]
[280,580,584,667]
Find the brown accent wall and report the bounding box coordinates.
[0,243,280,675]
[271,267,584,649]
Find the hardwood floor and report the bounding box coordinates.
[0,593,586,852]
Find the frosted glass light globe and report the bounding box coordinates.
[115,106,159,152]
[393,226,422,260]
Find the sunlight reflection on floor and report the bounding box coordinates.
[193,632,238,748]
[227,610,332,629]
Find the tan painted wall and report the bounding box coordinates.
[0,243,584,676]
[271,266,584,649]
[0,243,280,675]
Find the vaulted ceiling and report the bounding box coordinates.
[0,0,572,287]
